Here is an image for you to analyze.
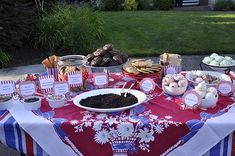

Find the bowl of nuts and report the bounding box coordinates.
[47,94,66,108]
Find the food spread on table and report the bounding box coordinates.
[203,53,234,67]
[1,46,234,112]
[1,47,235,156]
[80,93,138,109]
[86,44,128,67]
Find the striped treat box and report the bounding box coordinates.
[0,80,15,97]
[38,75,55,94]
[67,71,83,88]
[46,68,58,81]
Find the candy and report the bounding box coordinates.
[207,87,217,95]
[195,81,207,92]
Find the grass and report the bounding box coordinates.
[100,11,235,56]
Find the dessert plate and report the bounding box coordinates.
[73,88,146,112]
[185,70,232,87]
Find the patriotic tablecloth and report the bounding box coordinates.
[0,73,235,156]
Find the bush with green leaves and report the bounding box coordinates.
[124,0,138,10]
[214,0,235,11]
[34,5,104,55]
[0,0,36,53]
[138,0,157,10]
[0,48,10,67]
[155,0,174,10]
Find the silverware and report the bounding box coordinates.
[124,83,135,97]
[120,82,127,95]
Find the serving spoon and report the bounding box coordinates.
[124,83,135,97]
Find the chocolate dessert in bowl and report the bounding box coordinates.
[23,96,41,111]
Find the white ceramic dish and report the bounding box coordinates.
[200,95,218,109]
[185,70,232,87]
[203,60,235,70]
[23,96,41,111]
[73,88,147,112]
[163,85,188,96]
[47,95,65,108]
[0,98,13,110]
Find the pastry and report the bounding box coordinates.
[86,44,128,67]
[203,53,234,67]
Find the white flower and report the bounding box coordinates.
[165,115,172,119]
[117,122,134,137]
[165,96,172,101]
[149,114,158,120]
[138,128,154,143]
[155,124,164,134]
[93,121,103,131]
[105,117,117,126]
[70,120,79,125]
[96,114,107,120]
[84,121,92,127]
[109,127,119,140]
[94,129,110,144]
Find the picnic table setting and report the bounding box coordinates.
[0,44,235,156]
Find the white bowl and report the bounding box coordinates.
[73,88,146,112]
[185,70,232,87]
[47,95,65,108]
[23,96,41,111]
[200,95,218,109]
[163,85,188,96]
[0,98,13,110]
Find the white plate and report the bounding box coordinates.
[185,70,232,87]
[73,88,147,112]
[203,60,235,70]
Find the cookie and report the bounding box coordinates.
[91,56,102,66]
[103,44,113,51]
[113,55,123,64]
[87,54,95,62]
[94,48,106,56]
[125,66,140,74]
[107,59,119,66]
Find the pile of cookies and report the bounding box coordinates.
[123,59,162,75]
[86,44,128,67]
[41,55,59,68]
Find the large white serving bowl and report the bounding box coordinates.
[73,88,147,112]
[203,60,235,71]
[185,70,232,87]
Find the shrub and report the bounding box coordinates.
[138,0,156,10]
[155,0,174,10]
[0,48,10,67]
[0,0,36,53]
[124,0,138,10]
[33,5,104,55]
[214,0,235,11]
[91,0,124,11]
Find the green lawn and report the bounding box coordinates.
[100,11,235,56]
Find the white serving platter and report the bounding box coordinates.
[202,60,235,71]
[73,88,147,112]
[185,70,232,87]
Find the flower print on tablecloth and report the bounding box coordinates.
[33,110,84,155]
[71,105,182,156]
